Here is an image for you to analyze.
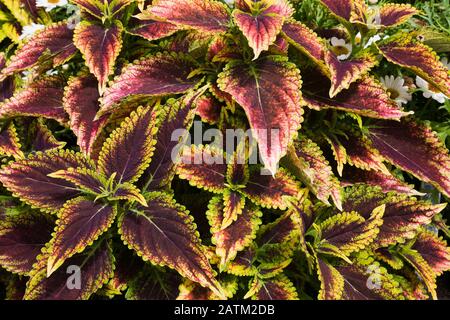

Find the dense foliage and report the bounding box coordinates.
[0,0,450,300]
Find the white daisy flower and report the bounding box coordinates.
[441,57,450,70]
[36,0,68,12]
[330,37,352,60]
[366,7,382,30]
[19,23,45,40]
[223,0,234,5]
[416,76,448,103]
[380,75,412,106]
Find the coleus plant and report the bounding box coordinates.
[0,0,449,300]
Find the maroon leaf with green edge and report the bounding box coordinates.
[24,240,114,300]
[342,185,446,247]
[316,257,344,300]
[226,145,249,187]
[28,120,66,152]
[324,132,347,176]
[218,56,303,174]
[340,130,389,174]
[258,210,302,248]
[233,0,293,59]
[368,118,450,197]
[0,122,23,159]
[379,4,418,27]
[71,0,103,19]
[319,0,352,21]
[399,249,437,300]
[242,166,301,209]
[0,76,68,124]
[74,21,123,93]
[326,51,378,97]
[335,260,405,300]
[206,196,261,268]
[63,73,108,155]
[125,267,180,300]
[108,0,132,16]
[341,166,423,196]
[47,167,105,195]
[140,94,200,191]
[109,182,148,207]
[176,144,227,193]
[118,192,226,299]
[177,279,220,300]
[282,20,327,71]
[100,53,200,115]
[246,274,298,300]
[318,205,384,257]
[128,18,179,41]
[412,230,450,276]
[195,94,222,125]
[0,54,14,102]
[0,150,92,213]
[377,37,450,97]
[149,0,230,33]
[222,190,245,229]
[284,135,342,209]
[226,246,257,276]
[1,22,76,79]
[97,105,158,184]
[46,197,116,276]
[302,72,410,119]
[0,212,53,275]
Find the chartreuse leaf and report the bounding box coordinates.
[317,205,384,258]
[118,192,226,299]
[324,132,347,177]
[342,185,446,247]
[233,0,293,60]
[176,144,227,193]
[178,277,238,300]
[98,105,159,185]
[368,118,450,198]
[48,167,106,195]
[0,211,53,275]
[206,196,261,270]
[377,35,450,97]
[378,4,418,27]
[0,22,77,79]
[74,20,123,93]
[218,55,304,175]
[100,52,200,116]
[0,149,92,213]
[63,73,108,155]
[245,274,298,300]
[0,122,23,159]
[284,134,342,209]
[282,20,328,72]
[148,0,230,33]
[46,197,116,276]
[302,72,410,120]
[0,76,68,124]
[242,166,302,209]
[1,0,34,26]
[25,240,114,300]
[108,182,148,207]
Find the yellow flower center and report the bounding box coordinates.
[387,88,400,99]
[48,0,61,4]
[331,45,349,56]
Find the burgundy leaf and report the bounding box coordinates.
[63,73,108,155]
[0,76,68,124]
